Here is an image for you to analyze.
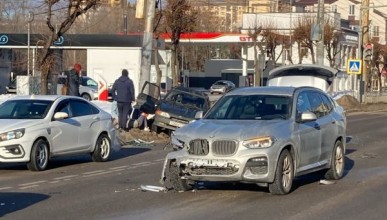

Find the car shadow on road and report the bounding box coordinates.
[292,156,355,192]
[0,192,50,218]
[110,147,151,160]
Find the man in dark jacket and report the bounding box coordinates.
[66,63,82,96]
[111,69,135,131]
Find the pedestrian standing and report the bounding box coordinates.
[111,69,135,131]
[66,63,82,96]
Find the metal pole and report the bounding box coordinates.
[139,0,156,92]
[316,0,325,65]
[27,12,34,76]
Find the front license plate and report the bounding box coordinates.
[169,120,185,128]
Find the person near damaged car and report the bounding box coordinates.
[66,63,82,96]
[111,69,135,131]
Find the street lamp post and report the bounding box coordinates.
[27,11,34,76]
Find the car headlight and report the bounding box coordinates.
[171,133,184,150]
[0,129,25,142]
[242,136,276,149]
[156,110,170,118]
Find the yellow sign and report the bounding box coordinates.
[347,59,362,74]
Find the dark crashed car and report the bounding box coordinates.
[152,87,210,133]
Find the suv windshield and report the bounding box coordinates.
[205,95,291,120]
[164,90,206,110]
[0,100,53,119]
[214,81,227,86]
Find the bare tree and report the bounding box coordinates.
[293,16,316,64]
[323,19,340,68]
[37,0,98,95]
[163,0,197,86]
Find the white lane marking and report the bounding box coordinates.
[19,185,39,190]
[154,159,165,162]
[19,181,47,187]
[49,181,60,184]
[132,162,152,166]
[110,166,129,170]
[82,171,113,177]
[0,187,12,191]
[111,168,126,172]
[54,175,79,180]
[82,170,106,175]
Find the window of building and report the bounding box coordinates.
[349,5,355,15]
[373,26,379,37]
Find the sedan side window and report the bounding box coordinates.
[70,100,93,117]
[55,101,71,116]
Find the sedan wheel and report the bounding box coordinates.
[82,93,92,101]
[92,134,111,162]
[27,139,49,171]
[325,140,345,180]
[269,149,294,195]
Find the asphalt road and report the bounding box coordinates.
[2,110,387,220]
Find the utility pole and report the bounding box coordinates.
[316,0,325,65]
[359,0,370,103]
[139,0,156,92]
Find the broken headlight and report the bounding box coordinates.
[171,133,185,151]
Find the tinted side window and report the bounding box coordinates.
[320,93,333,114]
[296,92,311,116]
[70,100,93,117]
[307,92,325,118]
[55,100,71,116]
[90,104,100,114]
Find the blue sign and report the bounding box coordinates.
[347,59,362,74]
[53,36,64,45]
[0,35,9,45]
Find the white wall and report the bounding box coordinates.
[87,48,142,96]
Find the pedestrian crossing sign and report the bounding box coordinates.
[347,59,362,74]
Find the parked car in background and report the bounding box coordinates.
[5,79,16,94]
[161,86,346,195]
[210,80,235,94]
[152,87,210,133]
[0,95,116,171]
[57,75,99,100]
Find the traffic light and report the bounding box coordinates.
[363,43,373,61]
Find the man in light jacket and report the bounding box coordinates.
[111,69,135,131]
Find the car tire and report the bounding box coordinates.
[92,133,111,162]
[167,160,193,192]
[27,139,49,171]
[269,149,294,195]
[81,93,92,101]
[325,140,345,180]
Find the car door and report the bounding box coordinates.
[318,93,338,162]
[295,91,322,170]
[69,99,101,150]
[134,81,161,114]
[49,100,80,154]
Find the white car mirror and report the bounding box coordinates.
[54,112,69,120]
[195,111,204,119]
[301,111,317,122]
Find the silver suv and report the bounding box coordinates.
[161,86,346,195]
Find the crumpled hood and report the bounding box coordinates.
[0,119,41,133]
[174,119,290,142]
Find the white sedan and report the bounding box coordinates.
[0,95,116,171]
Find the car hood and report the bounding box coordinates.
[159,101,202,119]
[0,119,42,133]
[174,119,290,141]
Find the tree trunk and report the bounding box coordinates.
[254,40,260,87]
[171,44,178,87]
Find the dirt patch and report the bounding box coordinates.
[337,95,387,113]
[118,128,170,145]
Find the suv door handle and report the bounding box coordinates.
[314,124,321,130]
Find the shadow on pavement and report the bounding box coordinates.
[0,192,50,217]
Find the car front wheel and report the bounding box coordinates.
[325,140,345,180]
[92,133,111,162]
[167,160,193,192]
[269,149,294,195]
[27,139,49,171]
[81,93,92,101]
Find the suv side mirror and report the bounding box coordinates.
[195,111,204,119]
[300,111,317,122]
